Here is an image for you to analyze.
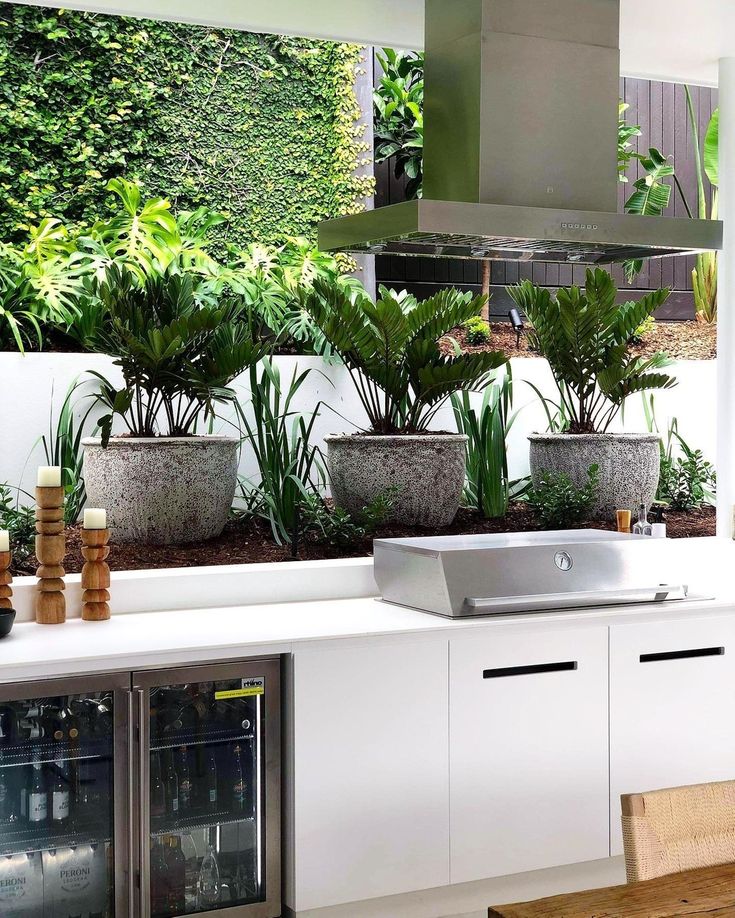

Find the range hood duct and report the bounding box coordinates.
[319,0,722,265]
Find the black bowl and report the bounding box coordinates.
[0,609,16,638]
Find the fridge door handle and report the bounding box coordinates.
[127,688,136,918]
[137,688,150,918]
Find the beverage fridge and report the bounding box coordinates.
[0,659,281,918]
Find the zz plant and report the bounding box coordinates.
[509,269,676,434]
[303,281,507,433]
[85,264,266,442]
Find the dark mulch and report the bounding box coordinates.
[443,321,717,361]
[10,504,715,577]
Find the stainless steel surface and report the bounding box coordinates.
[320,0,723,264]
[137,688,148,918]
[374,530,703,618]
[132,659,282,918]
[463,584,688,617]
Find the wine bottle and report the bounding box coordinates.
[51,756,70,825]
[164,751,179,818]
[150,752,166,821]
[150,838,169,916]
[206,748,218,813]
[28,759,48,825]
[164,835,186,914]
[196,840,221,909]
[232,744,246,813]
[177,747,191,813]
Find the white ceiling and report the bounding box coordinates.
[7,0,734,86]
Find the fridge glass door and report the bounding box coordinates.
[0,685,118,917]
[145,674,269,916]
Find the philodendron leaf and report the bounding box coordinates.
[704,108,719,188]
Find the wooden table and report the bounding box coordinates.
[488,862,735,917]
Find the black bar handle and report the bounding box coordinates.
[640,646,725,664]
[483,661,578,679]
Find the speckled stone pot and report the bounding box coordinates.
[528,433,661,519]
[326,433,468,528]
[82,436,239,545]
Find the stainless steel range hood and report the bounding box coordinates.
[319,0,722,264]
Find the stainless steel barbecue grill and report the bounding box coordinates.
[373,530,696,618]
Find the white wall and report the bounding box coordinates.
[0,353,717,503]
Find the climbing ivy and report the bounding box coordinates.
[0,6,372,246]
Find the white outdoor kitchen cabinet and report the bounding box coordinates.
[609,616,735,853]
[449,626,610,884]
[286,607,735,913]
[287,637,450,911]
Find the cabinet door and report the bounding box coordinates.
[610,616,735,853]
[290,638,449,911]
[450,626,609,884]
[0,672,130,917]
[134,659,281,918]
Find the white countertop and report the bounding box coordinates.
[3,590,735,684]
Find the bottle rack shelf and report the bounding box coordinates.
[150,729,254,753]
[151,810,255,839]
[0,738,112,769]
[0,817,112,856]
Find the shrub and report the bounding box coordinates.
[303,281,507,433]
[463,316,491,346]
[451,369,524,519]
[509,269,675,433]
[0,487,35,572]
[85,264,267,441]
[527,464,600,529]
[658,424,716,511]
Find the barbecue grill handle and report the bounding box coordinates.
[464,584,688,616]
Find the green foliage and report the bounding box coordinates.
[527,465,600,529]
[1,178,363,352]
[85,265,267,440]
[0,486,36,572]
[0,5,371,247]
[374,48,425,200]
[37,377,99,523]
[618,101,641,182]
[303,282,507,433]
[451,369,524,519]
[463,316,491,346]
[643,395,716,511]
[630,314,656,344]
[659,429,716,511]
[622,86,719,321]
[509,269,676,433]
[301,490,395,549]
[236,359,325,551]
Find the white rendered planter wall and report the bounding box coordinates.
[0,352,718,504]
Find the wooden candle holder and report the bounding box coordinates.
[81,529,111,621]
[35,486,66,625]
[0,549,12,611]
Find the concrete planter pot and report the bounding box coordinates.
[82,436,239,545]
[325,433,468,528]
[528,432,661,519]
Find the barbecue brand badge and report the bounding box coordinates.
[554,550,573,572]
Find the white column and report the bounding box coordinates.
[717,58,735,537]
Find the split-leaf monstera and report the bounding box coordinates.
[303,281,507,433]
[509,269,676,434]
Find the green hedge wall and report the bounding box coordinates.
[0,6,372,246]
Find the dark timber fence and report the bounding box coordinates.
[372,55,718,320]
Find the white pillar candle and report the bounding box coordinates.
[0,531,8,552]
[37,466,62,488]
[83,508,107,530]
